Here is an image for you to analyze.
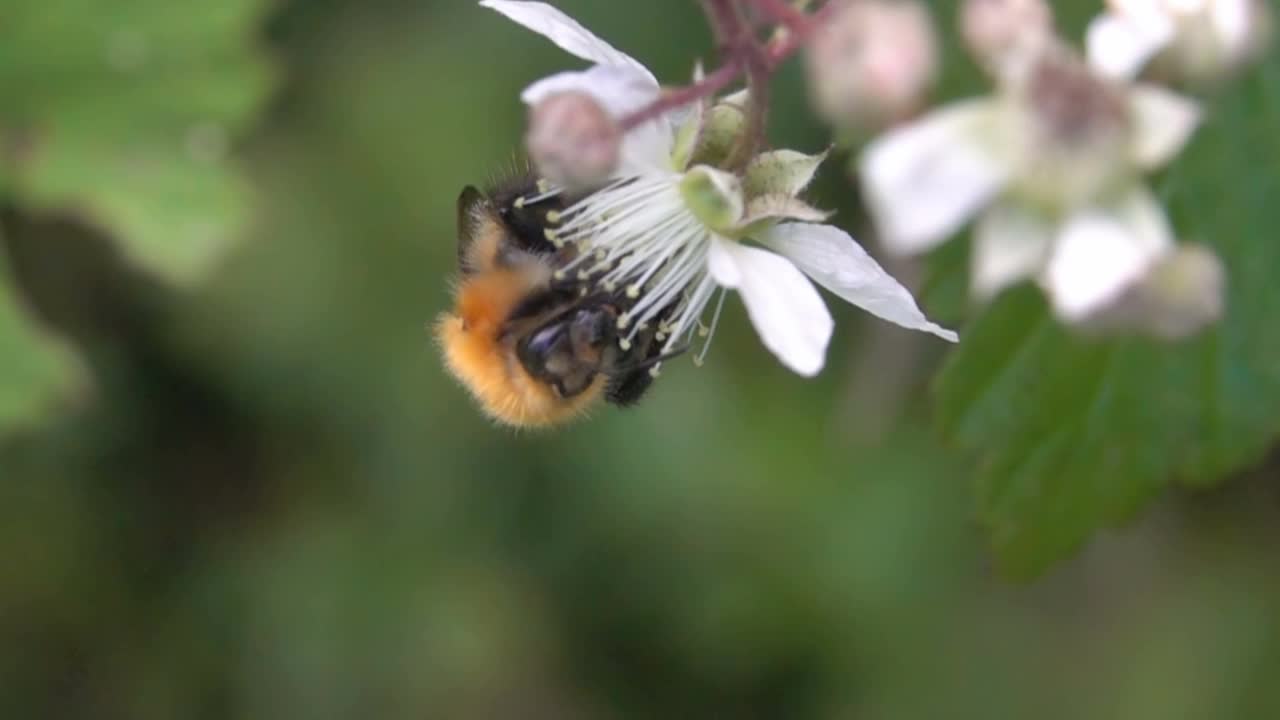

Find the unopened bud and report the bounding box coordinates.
[526,91,620,190]
[1084,243,1226,340]
[960,0,1054,75]
[689,90,749,168]
[805,0,938,131]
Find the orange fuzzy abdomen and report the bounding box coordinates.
[436,270,604,428]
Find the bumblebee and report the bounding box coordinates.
[435,171,675,428]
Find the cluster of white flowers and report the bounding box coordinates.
[858,0,1267,335]
[480,0,1270,376]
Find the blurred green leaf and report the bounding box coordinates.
[0,250,83,433]
[0,0,274,284]
[933,56,1280,577]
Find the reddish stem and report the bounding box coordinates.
[619,60,744,132]
[615,0,834,157]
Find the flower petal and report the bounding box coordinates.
[757,222,958,342]
[522,66,673,173]
[859,99,1011,255]
[1085,10,1173,80]
[708,237,834,376]
[1041,186,1175,322]
[1128,84,1202,169]
[480,1,657,83]
[972,201,1054,301]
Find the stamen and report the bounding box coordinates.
[695,288,728,366]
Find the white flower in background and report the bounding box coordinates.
[858,29,1203,324]
[482,0,956,376]
[1088,0,1272,84]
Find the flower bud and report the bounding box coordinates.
[526,91,621,190]
[688,90,749,168]
[1084,243,1225,339]
[805,0,938,131]
[960,0,1054,75]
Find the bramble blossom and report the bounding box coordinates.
[482,0,956,377]
[859,16,1203,324]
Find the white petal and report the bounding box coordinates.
[522,66,673,173]
[708,237,834,376]
[1041,186,1175,322]
[757,223,958,342]
[859,100,1011,255]
[1212,0,1253,52]
[1128,84,1202,169]
[971,202,1054,301]
[480,1,657,84]
[1085,10,1173,80]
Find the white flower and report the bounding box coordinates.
[482,0,957,376]
[859,33,1202,323]
[1088,0,1271,83]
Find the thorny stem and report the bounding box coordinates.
[616,0,833,167]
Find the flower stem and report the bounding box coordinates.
[616,0,834,162]
[619,60,742,133]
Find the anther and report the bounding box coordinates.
[698,325,710,338]
[617,313,631,329]
[554,270,567,281]
[626,284,641,299]
[693,356,705,367]
[577,270,591,281]
[545,210,562,224]
[619,338,633,351]
[649,364,662,378]
[536,178,552,193]
[655,332,667,343]
[603,280,619,292]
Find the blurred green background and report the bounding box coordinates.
[2,1,1279,718]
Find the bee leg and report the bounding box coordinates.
[604,344,689,407]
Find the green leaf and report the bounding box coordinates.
[933,55,1280,578]
[0,0,275,284]
[0,251,85,433]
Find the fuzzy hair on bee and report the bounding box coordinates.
[434,166,678,428]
